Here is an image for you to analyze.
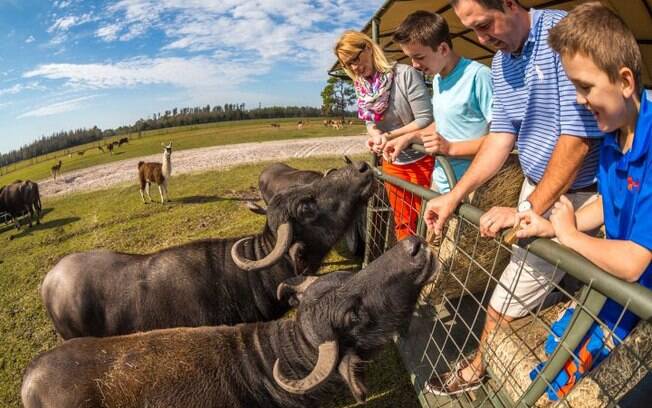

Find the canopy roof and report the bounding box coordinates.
[329,0,652,87]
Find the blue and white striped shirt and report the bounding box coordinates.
[491,9,604,189]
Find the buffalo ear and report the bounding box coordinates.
[337,352,367,403]
[289,242,307,275]
[339,297,368,330]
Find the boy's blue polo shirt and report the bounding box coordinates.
[598,91,652,340]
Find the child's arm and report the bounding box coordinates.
[552,196,651,282]
[573,195,604,232]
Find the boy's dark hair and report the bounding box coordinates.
[392,10,452,51]
[548,2,642,92]
[449,0,520,12]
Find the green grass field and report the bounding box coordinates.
[0,117,365,186]
[0,151,418,407]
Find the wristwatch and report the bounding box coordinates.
[517,200,533,213]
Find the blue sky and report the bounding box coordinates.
[0,0,383,153]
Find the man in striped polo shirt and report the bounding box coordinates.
[424,0,604,395]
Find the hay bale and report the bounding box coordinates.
[484,302,568,407]
[432,153,524,301]
[564,320,652,407]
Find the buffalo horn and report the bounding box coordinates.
[276,275,319,302]
[323,168,337,177]
[273,341,339,394]
[231,223,292,271]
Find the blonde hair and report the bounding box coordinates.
[334,30,393,81]
[549,2,642,92]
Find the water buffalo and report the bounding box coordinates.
[0,180,41,229]
[41,161,373,339]
[22,236,437,408]
[245,160,344,215]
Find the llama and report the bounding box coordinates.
[50,161,62,181]
[138,142,172,204]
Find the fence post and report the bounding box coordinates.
[517,286,607,406]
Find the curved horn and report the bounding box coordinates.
[276,274,319,302]
[323,168,337,177]
[231,223,292,271]
[273,341,339,394]
[343,155,352,164]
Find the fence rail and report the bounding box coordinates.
[363,151,652,407]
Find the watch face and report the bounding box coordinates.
[518,200,532,212]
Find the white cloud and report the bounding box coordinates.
[93,0,379,76]
[54,0,72,9]
[25,35,35,44]
[17,95,98,119]
[23,56,268,90]
[48,13,95,33]
[0,82,44,96]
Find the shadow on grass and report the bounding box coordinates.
[0,208,55,234]
[172,195,261,205]
[5,216,81,240]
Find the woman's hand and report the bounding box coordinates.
[550,195,579,246]
[514,210,555,239]
[422,131,451,155]
[366,133,387,155]
[383,134,411,163]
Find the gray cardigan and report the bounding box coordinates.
[369,63,433,165]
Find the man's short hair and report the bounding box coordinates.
[449,0,510,12]
[548,2,642,91]
[392,10,452,50]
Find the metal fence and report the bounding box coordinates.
[363,151,652,407]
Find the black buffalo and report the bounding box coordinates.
[245,161,342,215]
[22,236,437,408]
[41,161,373,339]
[0,180,41,229]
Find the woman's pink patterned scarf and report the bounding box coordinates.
[354,68,394,122]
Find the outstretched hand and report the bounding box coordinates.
[383,134,411,163]
[424,193,460,237]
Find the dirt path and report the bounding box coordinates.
[39,135,369,197]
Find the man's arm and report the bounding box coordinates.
[526,135,592,215]
[424,131,514,236]
[574,195,604,232]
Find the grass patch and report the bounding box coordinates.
[0,118,364,186]
[0,155,417,407]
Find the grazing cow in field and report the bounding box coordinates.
[271,123,281,128]
[118,137,129,147]
[97,145,105,153]
[50,161,62,181]
[138,142,172,203]
[41,160,373,339]
[106,143,114,155]
[22,236,437,408]
[76,150,84,156]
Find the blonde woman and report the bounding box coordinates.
[335,30,434,240]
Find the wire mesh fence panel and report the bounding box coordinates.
[364,160,652,408]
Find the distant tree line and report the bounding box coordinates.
[0,104,353,167]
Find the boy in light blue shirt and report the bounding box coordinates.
[384,10,492,192]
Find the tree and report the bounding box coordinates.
[321,76,356,118]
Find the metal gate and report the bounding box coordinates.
[363,151,652,407]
